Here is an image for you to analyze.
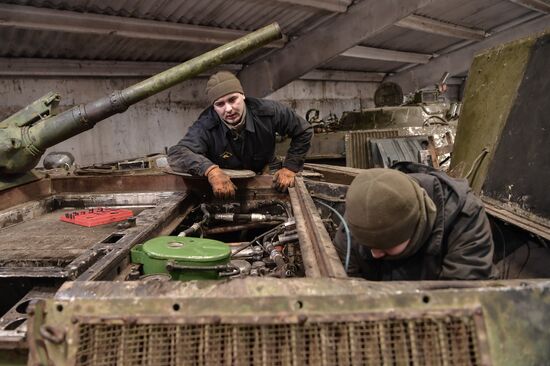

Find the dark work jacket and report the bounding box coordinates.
[334,162,496,281]
[167,97,312,176]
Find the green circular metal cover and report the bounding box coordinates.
[142,236,230,263]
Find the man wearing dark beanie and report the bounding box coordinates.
[333,162,496,280]
[167,71,312,198]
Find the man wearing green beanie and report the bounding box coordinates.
[333,162,496,280]
[168,71,312,198]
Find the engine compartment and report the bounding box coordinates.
[1,172,549,365]
[129,199,304,281]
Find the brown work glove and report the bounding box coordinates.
[206,165,237,199]
[272,167,296,192]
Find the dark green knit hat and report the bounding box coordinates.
[206,71,244,104]
[344,168,423,249]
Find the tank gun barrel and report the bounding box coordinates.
[0,23,282,175]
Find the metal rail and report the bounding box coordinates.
[289,177,347,278]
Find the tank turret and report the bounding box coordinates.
[0,23,282,185]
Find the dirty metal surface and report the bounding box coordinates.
[482,33,550,225]
[0,173,186,214]
[74,192,189,281]
[0,286,57,351]
[289,178,346,278]
[276,131,347,161]
[0,209,121,266]
[182,174,290,202]
[304,180,348,204]
[51,173,185,194]
[483,197,550,241]
[71,310,487,366]
[0,178,51,212]
[450,35,535,191]
[166,168,256,179]
[0,190,189,280]
[304,163,363,185]
[29,278,550,366]
[0,197,55,230]
[49,277,550,300]
[0,192,173,267]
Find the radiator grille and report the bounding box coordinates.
[345,129,399,168]
[75,315,483,366]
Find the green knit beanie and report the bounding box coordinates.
[206,71,244,104]
[344,168,424,249]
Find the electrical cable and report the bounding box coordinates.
[464,148,489,181]
[273,200,293,218]
[423,115,449,126]
[492,221,508,279]
[517,242,531,278]
[178,203,210,237]
[314,199,351,273]
[535,234,549,249]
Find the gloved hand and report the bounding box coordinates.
[206,165,237,199]
[272,167,296,192]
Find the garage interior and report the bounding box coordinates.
[0,1,549,365]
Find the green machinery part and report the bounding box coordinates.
[131,236,232,281]
[0,22,283,189]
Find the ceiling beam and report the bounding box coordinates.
[0,58,383,83]
[0,58,241,77]
[239,0,437,97]
[272,0,351,13]
[0,3,285,48]
[384,15,550,93]
[508,0,550,13]
[396,14,489,40]
[341,46,433,64]
[300,70,385,82]
[391,12,543,74]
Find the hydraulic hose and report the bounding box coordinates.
[314,199,351,273]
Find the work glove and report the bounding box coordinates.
[272,167,296,192]
[206,165,237,199]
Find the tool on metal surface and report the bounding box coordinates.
[60,208,133,227]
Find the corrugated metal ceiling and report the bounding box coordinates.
[2,0,326,32]
[0,0,547,82]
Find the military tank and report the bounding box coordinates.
[0,23,283,190]
[0,28,549,366]
[275,74,458,170]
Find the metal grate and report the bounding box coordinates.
[345,129,399,169]
[75,315,483,366]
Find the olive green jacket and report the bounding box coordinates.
[334,163,496,281]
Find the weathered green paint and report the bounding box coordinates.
[28,279,550,365]
[0,92,59,129]
[481,32,550,227]
[131,236,231,280]
[338,104,449,130]
[450,36,535,193]
[142,236,230,262]
[0,23,282,185]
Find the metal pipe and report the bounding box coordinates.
[203,222,279,235]
[275,233,299,245]
[178,203,211,236]
[1,23,283,175]
[214,213,287,222]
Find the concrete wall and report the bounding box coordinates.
[0,77,377,167]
